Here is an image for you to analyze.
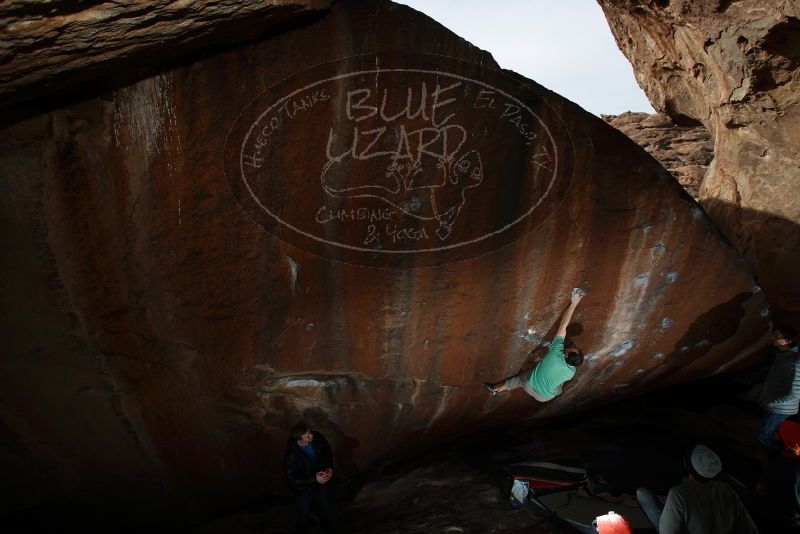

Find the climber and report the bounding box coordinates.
[483,287,585,401]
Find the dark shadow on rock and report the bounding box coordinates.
[565,322,584,339]
[302,407,361,480]
[299,407,374,519]
[653,291,757,384]
[701,202,800,328]
[675,291,753,356]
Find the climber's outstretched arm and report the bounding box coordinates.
[556,288,585,338]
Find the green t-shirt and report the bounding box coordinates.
[527,336,576,398]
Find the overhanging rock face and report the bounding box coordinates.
[0,0,769,521]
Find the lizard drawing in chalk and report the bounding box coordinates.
[320,149,484,241]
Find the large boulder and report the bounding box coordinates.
[0,0,332,107]
[0,0,768,523]
[597,0,800,324]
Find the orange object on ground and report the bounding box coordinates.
[594,511,632,534]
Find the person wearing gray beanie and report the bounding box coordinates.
[636,444,758,534]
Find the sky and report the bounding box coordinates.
[395,0,655,116]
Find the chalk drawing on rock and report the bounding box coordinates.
[224,54,574,268]
[321,148,484,241]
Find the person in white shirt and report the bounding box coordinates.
[636,444,758,534]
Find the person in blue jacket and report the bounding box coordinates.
[284,422,335,533]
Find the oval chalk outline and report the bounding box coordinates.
[233,61,570,255]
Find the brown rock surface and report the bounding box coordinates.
[341,459,571,533]
[0,0,769,525]
[0,0,331,106]
[597,0,800,323]
[190,458,572,533]
[602,112,713,198]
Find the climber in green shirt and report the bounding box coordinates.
[484,288,585,402]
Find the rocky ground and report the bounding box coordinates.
[190,370,775,533]
[2,369,780,533]
[190,458,572,533]
[338,460,573,534]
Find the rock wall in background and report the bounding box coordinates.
[597,0,800,324]
[0,0,770,524]
[602,112,713,198]
[0,0,332,107]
